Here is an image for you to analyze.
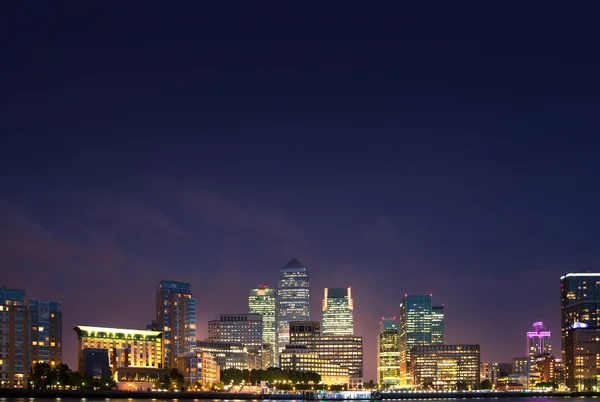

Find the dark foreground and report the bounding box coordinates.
[0,389,596,400]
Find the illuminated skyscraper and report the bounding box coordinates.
[29,300,62,368]
[561,272,600,391]
[156,280,196,369]
[527,322,551,368]
[322,287,354,336]
[277,259,310,351]
[377,317,400,385]
[432,305,445,344]
[399,294,444,387]
[249,286,277,365]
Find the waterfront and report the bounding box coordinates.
[0,397,599,402]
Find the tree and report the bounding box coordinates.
[168,368,185,390]
[480,379,493,390]
[456,380,469,391]
[55,364,72,387]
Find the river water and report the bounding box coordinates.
[0,398,593,402]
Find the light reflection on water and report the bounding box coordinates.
[0,399,599,402]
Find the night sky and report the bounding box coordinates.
[2,3,600,381]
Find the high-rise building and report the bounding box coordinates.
[29,300,62,368]
[410,345,480,390]
[561,272,600,391]
[377,317,400,386]
[0,287,28,388]
[527,321,551,368]
[156,280,196,369]
[277,259,310,352]
[431,305,445,344]
[208,313,263,350]
[73,326,163,370]
[399,294,444,387]
[249,286,277,365]
[322,287,354,336]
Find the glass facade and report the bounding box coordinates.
[399,294,444,386]
[156,280,196,369]
[322,287,354,336]
[277,259,310,352]
[28,299,62,368]
[410,344,480,390]
[561,272,600,390]
[377,317,400,385]
[249,286,277,365]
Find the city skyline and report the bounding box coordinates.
[2,2,598,385]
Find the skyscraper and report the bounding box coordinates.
[156,280,196,369]
[377,317,400,386]
[431,305,445,344]
[277,258,310,352]
[0,287,28,388]
[322,287,354,336]
[399,294,444,387]
[560,272,600,391]
[249,285,277,365]
[29,299,62,368]
[527,321,551,368]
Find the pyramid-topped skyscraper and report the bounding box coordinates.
[277,258,310,353]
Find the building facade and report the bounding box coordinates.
[322,288,354,336]
[176,351,219,389]
[0,287,28,388]
[249,286,277,365]
[527,321,551,368]
[73,326,163,371]
[561,272,600,391]
[196,340,249,371]
[399,294,444,386]
[280,345,349,385]
[29,299,62,368]
[277,259,310,352]
[410,345,480,390]
[156,280,196,369]
[208,313,263,350]
[377,317,400,386]
[480,361,499,384]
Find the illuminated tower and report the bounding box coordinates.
[156,280,196,369]
[29,299,62,368]
[527,321,551,366]
[377,317,400,385]
[277,259,310,352]
[560,272,600,391]
[249,285,277,365]
[399,294,444,387]
[322,287,354,336]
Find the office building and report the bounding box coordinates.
[196,340,251,371]
[208,313,263,350]
[280,345,350,385]
[322,287,354,336]
[29,299,62,367]
[561,272,600,391]
[532,354,556,384]
[78,348,111,381]
[0,287,28,388]
[289,323,363,389]
[176,351,219,389]
[399,294,444,386]
[156,280,196,369]
[498,362,513,377]
[410,345,480,390]
[377,317,400,386]
[431,305,445,344]
[527,321,551,368]
[278,259,310,351]
[73,326,163,371]
[513,357,528,374]
[249,286,277,365]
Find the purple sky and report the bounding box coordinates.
[2,3,600,381]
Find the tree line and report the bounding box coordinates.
[220,367,321,386]
[28,362,116,389]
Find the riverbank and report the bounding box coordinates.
[0,389,598,400]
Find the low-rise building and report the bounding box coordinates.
[196,340,249,370]
[176,351,219,389]
[410,345,480,390]
[280,345,349,385]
